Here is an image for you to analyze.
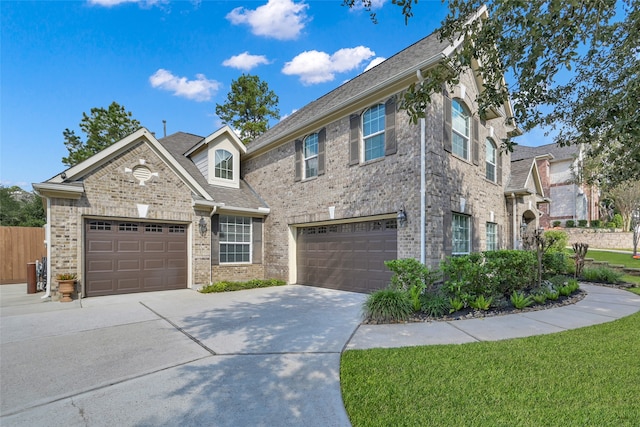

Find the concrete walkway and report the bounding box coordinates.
[347,284,640,349]
[1,283,639,426]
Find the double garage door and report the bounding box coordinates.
[85,220,188,297]
[296,219,397,293]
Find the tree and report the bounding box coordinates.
[215,74,280,144]
[63,102,141,167]
[345,1,639,182]
[607,180,640,232]
[0,186,45,227]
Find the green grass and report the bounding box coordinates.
[583,250,640,285]
[341,310,640,427]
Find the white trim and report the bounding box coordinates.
[184,125,246,157]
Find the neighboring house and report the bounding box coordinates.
[35,7,528,299]
[512,143,600,229]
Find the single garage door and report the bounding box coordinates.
[296,218,397,293]
[85,219,188,297]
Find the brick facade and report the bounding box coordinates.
[46,142,211,300]
[243,68,513,279]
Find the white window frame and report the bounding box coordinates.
[486,222,498,251]
[219,215,252,264]
[215,149,233,181]
[303,133,318,179]
[486,138,497,182]
[452,213,471,255]
[362,104,385,162]
[452,100,470,160]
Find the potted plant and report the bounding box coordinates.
[56,273,77,302]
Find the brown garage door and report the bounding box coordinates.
[296,219,397,293]
[85,220,187,297]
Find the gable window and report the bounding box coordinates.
[486,222,498,251]
[303,133,318,179]
[219,215,251,263]
[452,100,470,160]
[486,138,497,182]
[362,104,385,161]
[215,149,233,180]
[452,213,471,255]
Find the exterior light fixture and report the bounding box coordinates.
[199,217,208,236]
[397,205,407,228]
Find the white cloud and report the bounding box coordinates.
[282,46,375,85]
[149,69,221,102]
[226,0,309,41]
[87,0,164,7]
[364,57,386,72]
[222,52,271,71]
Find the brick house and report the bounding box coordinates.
[512,143,600,229]
[35,16,527,299]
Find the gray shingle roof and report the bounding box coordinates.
[246,31,449,154]
[157,132,269,211]
[512,142,579,162]
[505,159,533,192]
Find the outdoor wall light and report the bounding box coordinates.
[199,217,208,236]
[397,206,407,228]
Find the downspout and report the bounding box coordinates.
[42,197,51,299]
[510,193,517,249]
[417,69,426,264]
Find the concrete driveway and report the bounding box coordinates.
[0,284,367,426]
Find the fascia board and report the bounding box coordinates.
[184,125,246,157]
[33,182,84,199]
[217,205,271,216]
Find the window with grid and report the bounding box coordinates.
[303,133,318,178]
[452,100,470,160]
[215,149,233,180]
[486,222,498,251]
[452,213,471,255]
[362,104,385,161]
[486,139,497,182]
[219,215,251,263]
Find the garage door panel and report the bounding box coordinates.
[88,240,114,252]
[85,220,187,297]
[297,219,397,293]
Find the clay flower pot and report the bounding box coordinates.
[56,273,77,302]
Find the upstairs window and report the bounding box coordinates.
[486,138,497,182]
[452,100,470,160]
[362,104,385,161]
[215,149,233,180]
[303,133,318,179]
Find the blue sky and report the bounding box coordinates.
[1,0,546,191]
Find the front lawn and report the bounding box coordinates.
[341,309,640,426]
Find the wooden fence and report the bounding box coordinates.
[0,226,46,284]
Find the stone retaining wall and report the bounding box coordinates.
[561,228,634,250]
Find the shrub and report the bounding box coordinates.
[532,293,547,305]
[590,219,601,228]
[581,267,623,284]
[483,250,537,296]
[545,289,560,300]
[420,291,450,318]
[385,258,440,292]
[200,279,286,293]
[511,291,534,309]
[441,254,497,299]
[613,213,624,229]
[606,221,617,229]
[448,296,465,313]
[543,251,569,276]
[363,288,413,323]
[543,230,568,252]
[578,219,588,227]
[552,220,562,227]
[565,220,576,228]
[469,295,493,311]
